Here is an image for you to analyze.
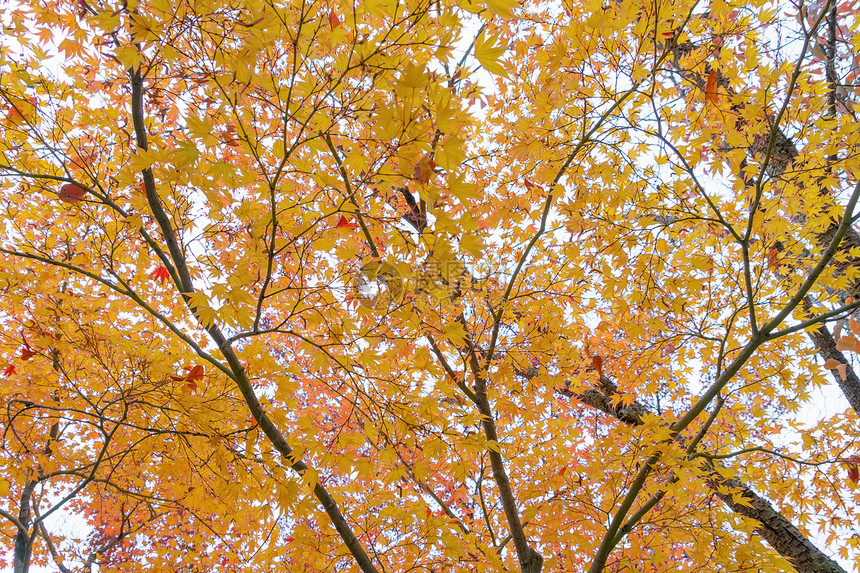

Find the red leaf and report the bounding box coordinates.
[335,215,358,229]
[329,10,341,28]
[524,179,543,193]
[58,183,86,204]
[845,455,860,484]
[21,347,37,361]
[2,364,15,376]
[150,266,170,283]
[185,365,204,382]
[592,355,604,378]
[178,365,204,393]
[705,70,719,105]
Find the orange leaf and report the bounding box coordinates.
[836,335,860,352]
[21,347,37,361]
[2,364,15,376]
[705,70,719,105]
[824,358,843,370]
[766,247,779,268]
[6,96,37,124]
[413,154,437,185]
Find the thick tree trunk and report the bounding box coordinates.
[559,383,845,573]
[12,481,35,573]
[668,14,860,420]
[716,478,846,573]
[807,324,860,415]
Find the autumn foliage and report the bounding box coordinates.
[2,0,860,572]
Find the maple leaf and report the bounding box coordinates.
[5,96,37,125]
[592,355,604,378]
[474,31,509,78]
[20,334,35,360]
[186,364,204,382]
[524,179,542,193]
[413,154,437,185]
[150,266,170,283]
[335,215,359,229]
[705,69,719,105]
[172,365,204,392]
[845,456,860,484]
[3,2,860,572]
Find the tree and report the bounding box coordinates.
[1,0,860,571]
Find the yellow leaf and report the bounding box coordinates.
[443,321,468,346]
[114,45,144,69]
[460,232,484,257]
[186,114,217,146]
[398,62,428,90]
[448,171,480,204]
[438,137,466,170]
[475,32,509,78]
[485,0,518,18]
[172,143,199,168]
[186,292,216,327]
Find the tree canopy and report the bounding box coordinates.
[2,0,860,571]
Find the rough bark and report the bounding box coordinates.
[716,478,846,573]
[807,323,860,415]
[12,480,35,573]
[557,380,845,573]
[669,16,860,419]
